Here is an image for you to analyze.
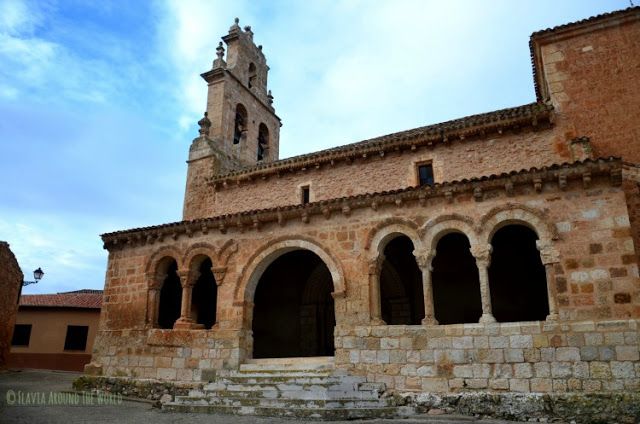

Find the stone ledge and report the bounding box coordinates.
[400,391,640,424]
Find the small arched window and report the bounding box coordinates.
[257,123,269,161]
[233,104,247,145]
[248,63,257,88]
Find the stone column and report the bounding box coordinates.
[537,240,560,321]
[471,244,497,324]
[146,272,162,328]
[210,266,226,329]
[174,269,196,329]
[368,256,385,325]
[414,250,438,325]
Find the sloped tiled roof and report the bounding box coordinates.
[531,6,639,38]
[101,157,623,249]
[20,290,103,309]
[209,102,553,184]
[530,6,640,101]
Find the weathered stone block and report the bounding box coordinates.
[556,347,580,362]
[611,361,635,379]
[590,362,612,379]
[505,349,524,363]
[615,346,639,361]
[514,363,533,378]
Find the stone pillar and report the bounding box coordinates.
[210,266,226,329]
[537,240,560,321]
[146,272,162,328]
[414,250,438,325]
[368,256,385,325]
[471,244,496,324]
[174,269,196,329]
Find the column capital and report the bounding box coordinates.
[147,272,163,290]
[536,240,560,265]
[470,244,492,264]
[212,266,227,286]
[413,249,435,271]
[177,269,197,288]
[368,255,385,275]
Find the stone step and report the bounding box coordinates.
[163,402,412,420]
[218,375,359,385]
[196,387,383,401]
[174,395,388,409]
[239,357,335,373]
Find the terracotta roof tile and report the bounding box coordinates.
[209,102,553,184]
[20,290,103,309]
[101,157,622,247]
[530,6,639,101]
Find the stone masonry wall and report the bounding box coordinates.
[0,241,23,369]
[538,12,640,163]
[334,319,640,393]
[206,127,569,217]
[91,172,640,388]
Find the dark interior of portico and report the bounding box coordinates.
[380,235,425,325]
[252,250,335,358]
[432,233,483,324]
[489,224,549,322]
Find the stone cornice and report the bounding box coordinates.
[200,68,280,121]
[102,157,622,251]
[529,6,639,101]
[207,102,554,188]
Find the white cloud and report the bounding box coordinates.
[155,0,511,157]
[0,214,108,294]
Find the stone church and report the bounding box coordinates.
[83,7,640,419]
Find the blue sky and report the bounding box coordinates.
[0,0,626,294]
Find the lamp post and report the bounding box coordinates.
[22,268,44,286]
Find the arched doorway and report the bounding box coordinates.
[379,235,424,325]
[489,224,549,322]
[252,250,335,358]
[157,259,181,329]
[431,233,482,324]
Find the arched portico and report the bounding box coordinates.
[479,205,560,321]
[235,237,346,359]
[366,221,424,325]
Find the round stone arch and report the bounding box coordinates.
[420,214,482,325]
[182,242,217,280]
[234,236,346,306]
[479,204,561,322]
[365,218,425,325]
[145,245,184,287]
[366,219,424,260]
[421,214,478,254]
[144,246,183,328]
[479,204,558,247]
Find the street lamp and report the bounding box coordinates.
[23,268,45,286]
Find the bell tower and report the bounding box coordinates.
[183,19,281,220]
[201,18,280,166]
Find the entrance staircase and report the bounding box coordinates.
[163,357,413,419]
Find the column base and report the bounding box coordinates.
[421,316,439,326]
[370,318,386,326]
[479,313,497,324]
[173,318,199,329]
[545,312,559,321]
